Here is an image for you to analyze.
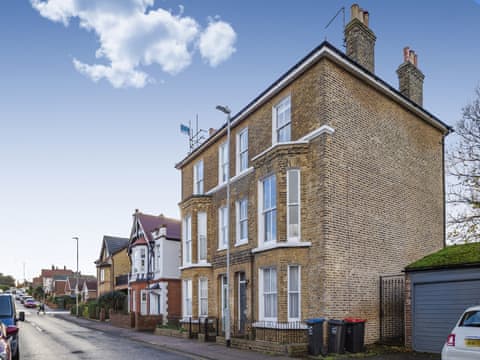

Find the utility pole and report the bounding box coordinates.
[216,105,232,347]
[73,236,79,317]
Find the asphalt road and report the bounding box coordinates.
[18,307,193,360]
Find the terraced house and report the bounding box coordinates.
[175,4,451,345]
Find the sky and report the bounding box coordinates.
[0,0,479,283]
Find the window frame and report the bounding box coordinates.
[183,215,192,265]
[218,206,228,250]
[183,279,192,318]
[197,212,207,263]
[287,265,301,321]
[287,169,301,242]
[272,95,291,144]
[193,160,204,195]
[198,277,208,317]
[259,267,277,322]
[236,198,248,245]
[258,175,277,246]
[218,142,229,185]
[236,128,249,175]
[100,268,105,282]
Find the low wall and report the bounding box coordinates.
[216,336,307,357]
[109,311,135,329]
[154,328,189,339]
[135,313,163,331]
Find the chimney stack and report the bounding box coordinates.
[344,4,377,73]
[396,46,425,106]
[209,128,216,136]
[159,225,167,238]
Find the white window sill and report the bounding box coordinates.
[217,247,227,251]
[179,263,212,270]
[234,241,248,247]
[206,167,254,195]
[252,241,312,254]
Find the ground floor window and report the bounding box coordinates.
[199,278,208,317]
[149,292,162,315]
[259,267,277,321]
[183,279,192,318]
[288,265,301,321]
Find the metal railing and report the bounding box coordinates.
[115,274,129,286]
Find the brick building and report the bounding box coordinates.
[175,3,451,345]
[127,210,182,323]
[95,235,130,296]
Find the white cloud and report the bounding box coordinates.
[199,21,237,67]
[30,0,237,88]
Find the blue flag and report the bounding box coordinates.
[180,124,190,135]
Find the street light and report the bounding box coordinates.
[72,236,79,317]
[216,104,231,347]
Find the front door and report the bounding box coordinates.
[238,272,247,334]
[221,275,228,332]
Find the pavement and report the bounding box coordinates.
[53,313,440,360]
[54,313,290,360]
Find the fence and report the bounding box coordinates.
[380,274,405,344]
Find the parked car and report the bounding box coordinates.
[23,299,37,309]
[0,322,12,360]
[0,294,24,360]
[442,305,480,359]
[20,296,32,305]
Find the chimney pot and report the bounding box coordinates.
[363,11,369,26]
[403,47,410,63]
[397,47,424,106]
[345,3,376,73]
[351,4,360,19]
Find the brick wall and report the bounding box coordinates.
[109,310,135,328]
[178,48,445,345]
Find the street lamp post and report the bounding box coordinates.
[72,236,79,317]
[216,105,231,347]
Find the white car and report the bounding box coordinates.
[442,305,480,359]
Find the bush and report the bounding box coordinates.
[97,291,126,313]
[71,304,86,317]
[87,300,98,319]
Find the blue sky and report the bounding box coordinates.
[1,0,479,282]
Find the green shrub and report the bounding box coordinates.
[87,300,98,319]
[97,291,126,313]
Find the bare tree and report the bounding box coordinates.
[448,86,480,243]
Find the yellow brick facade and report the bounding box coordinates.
[177,46,447,344]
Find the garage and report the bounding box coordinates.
[405,243,480,353]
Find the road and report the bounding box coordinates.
[18,307,193,360]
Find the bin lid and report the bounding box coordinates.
[305,317,325,324]
[344,317,366,323]
[328,319,344,325]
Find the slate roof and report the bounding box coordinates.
[104,235,129,255]
[83,279,97,291]
[137,212,181,241]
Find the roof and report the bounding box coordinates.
[176,41,452,169]
[137,212,181,241]
[83,279,97,290]
[104,235,129,255]
[53,275,68,281]
[405,243,480,272]
[41,268,74,278]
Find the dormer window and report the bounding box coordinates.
[273,96,291,144]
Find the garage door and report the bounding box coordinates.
[413,279,480,353]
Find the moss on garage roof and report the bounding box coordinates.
[406,242,480,271]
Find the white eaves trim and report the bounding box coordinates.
[251,241,312,254]
[176,44,448,170]
[179,263,212,271]
[206,166,254,195]
[251,125,335,162]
